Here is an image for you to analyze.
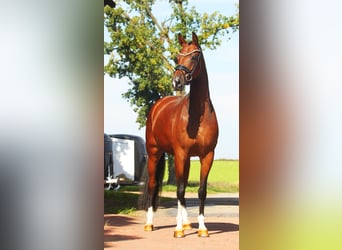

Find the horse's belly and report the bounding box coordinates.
[189,136,218,156]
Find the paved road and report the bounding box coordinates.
[104,193,239,249]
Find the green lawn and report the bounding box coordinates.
[164,159,239,183]
[163,159,239,192]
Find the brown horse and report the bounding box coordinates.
[143,32,219,238]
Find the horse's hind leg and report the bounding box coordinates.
[197,151,215,237]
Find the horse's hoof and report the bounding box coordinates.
[174,229,185,238]
[144,224,153,232]
[197,229,209,237]
[183,223,192,230]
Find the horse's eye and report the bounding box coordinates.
[191,55,198,60]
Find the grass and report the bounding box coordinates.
[167,159,239,183]
[104,159,239,214]
[104,189,173,214]
[163,159,239,193]
[104,191,139,214]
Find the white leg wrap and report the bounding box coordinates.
[198,214,207,230]
[176,200,184,230]
[181,204,190,225]
[146,206,153,225]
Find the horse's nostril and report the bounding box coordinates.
[173,76,181,88]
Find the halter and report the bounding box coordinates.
[175,49,202,83]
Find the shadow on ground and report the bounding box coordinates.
[155,221,239,234]
[104,214,139,227]
[104,215,142,248]
[160,196,239,209]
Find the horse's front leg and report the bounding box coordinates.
[174,155,191,238]
[198,151,215,237]
[144,151,163,232]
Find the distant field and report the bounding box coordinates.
[164,159,239,183]
[163,159,239,193]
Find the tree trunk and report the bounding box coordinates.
[167,154,176,185]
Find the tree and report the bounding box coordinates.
[104,0,239,184]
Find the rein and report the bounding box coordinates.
[175,49,202,83]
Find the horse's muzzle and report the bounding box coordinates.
[172,72,189,91]
[173,75,183,91]
[172,76,183,91]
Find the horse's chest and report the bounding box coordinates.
[177,115,218,152]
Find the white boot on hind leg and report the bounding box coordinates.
[197,214,209,237]
[144,206,154,231]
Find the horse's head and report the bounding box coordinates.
[173,32,202,91]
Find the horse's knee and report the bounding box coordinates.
[198,186,207,201]
[177,183,186,204]
[177,182,186,196]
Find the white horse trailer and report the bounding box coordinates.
[104,134,147,189]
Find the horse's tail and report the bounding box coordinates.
[139,153,166,211]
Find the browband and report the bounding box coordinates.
[178,49,201,57]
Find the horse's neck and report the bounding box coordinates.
[185,65,210,138]
[189,66,210,109]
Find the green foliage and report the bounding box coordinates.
[104,1,239,128]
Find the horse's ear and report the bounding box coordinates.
[192,32,199,45]
[178,33,186,46]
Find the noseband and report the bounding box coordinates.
[175,49,202,83]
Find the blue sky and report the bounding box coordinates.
[104,0,239,159]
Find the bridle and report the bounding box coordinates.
[175,49,202,83]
